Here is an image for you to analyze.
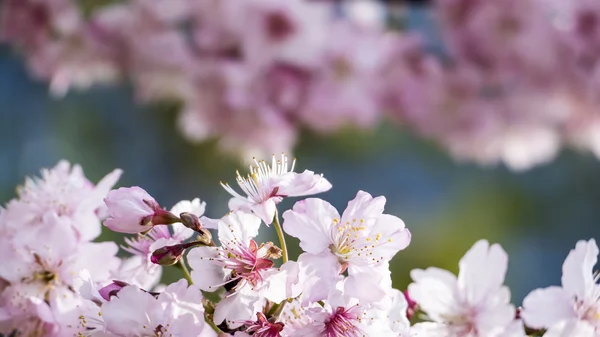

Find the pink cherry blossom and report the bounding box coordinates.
[100,279,215,337]
[290,288,398,337]
[104,186,180,234]
[298,22,387,132]
[521,239,600,336]
[282,191,411,279]
[1,160,121,242]
[408,240,522,337]
[222,154,331,224]
[187,211,300,327]
[0,215,120,336]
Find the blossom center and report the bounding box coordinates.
[329,218,388,266]
[221,154,295,203]
[215,239,274,289]
[324,306,363,337]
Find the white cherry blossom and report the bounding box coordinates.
[521,239,600,336]
[408,240,521,337]
[221,154,332,224]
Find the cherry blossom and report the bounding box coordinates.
[100,280,215,337]
[187,211,300,328]
[0,215,120,336]
[222,154,331,224]
[282,190,410,301]
[408,240,522,337]
[521,239,600,336]
[1,160,121,242]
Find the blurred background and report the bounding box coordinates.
[2,0,600,305]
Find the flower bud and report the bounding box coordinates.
[104,187,180,234]
[99,280,129,301]
[151,244,186,266]
[180,212,202,231]
[180,212,213,245]
[151,241,207,266]
[403,290,418,320]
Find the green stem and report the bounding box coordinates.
[272,210,288,263]
[175,260,193,285]
[204,314,223,334]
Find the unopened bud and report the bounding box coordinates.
[151,245,186,266]
[403,290,418,320]
[144,201,181,226]
[180,212,213,245]
[151,241,207,266]
[180,212,203,231]
[99,280,130,301]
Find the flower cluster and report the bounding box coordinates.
[1,155,598,337]
[3,0,600,170]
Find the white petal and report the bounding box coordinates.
[561,239,599,299]
[259,261,301,303]
[373,214,411,260]
[408,267,459,322]
[102,286,155,335]
[188,246,226,292]
[297,252,342,305]
[170,198,206,217]
[213,286,264,328]
[457,240,508,306]
[70,241,121,283]
[199,216,219,229]
[474,287,515,335]
[249,199,277,225]
[410,322,451,336]
[218,211,261,246]
[341,190,386,222]
[521,286,575,329]
[282,198,340,254]
[343,271,388,306]
[114,255,162,290]
[489,320,526,337]
[276,170,332,197]
[542,319,595,337]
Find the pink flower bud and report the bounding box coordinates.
[151,244,186,266]
[403,290,418,320]
[150,240,207,266]
[99,280,129,301]
[103,187,180,234]
[180,212,213,245]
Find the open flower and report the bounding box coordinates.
[282,191,410,304]
[521,239,600,336]
[221,154,332,224]
[100,279,215,337]
[0,215,120,336]
[103,186,180,234]
[408,240,522,337]
[1,160,121,242]
[187,211,299,327]
[290,288,398,337]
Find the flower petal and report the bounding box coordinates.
[408,267,459,322]
[561,239,599,299]
[277,170,332,197]
[188,246,226,292]
[282,198,340,254]
[218,211,261,246]
[521,286,575,329]
[457,240,508,306]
